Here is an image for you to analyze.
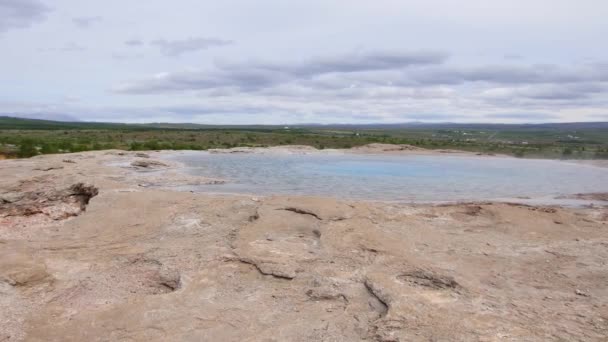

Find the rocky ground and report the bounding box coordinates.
[1,150,607,341]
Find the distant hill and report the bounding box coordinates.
[0,116,283,131]
[297,122,608,131]
[1,115,608,132]
[0,116,138,130]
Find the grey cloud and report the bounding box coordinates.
[112,53,143,61]
[115,50,448,93]
[589,113,608,119]
[253,50,442,74]
[111,49,607,119]
[115,68,288,94]
[151,37,233,57]
[60,42,86,52]
[406,64,608,86]
[237,50,449,77]
[398,113,470,121]
[162,104,266,116]
[0,0,51,33]
[124,39,144,46]
[72,16,102,28]
[39,42,86,52]
[486,112,560,120]
[115,53,608,97]
[481,84,607,101]
[521,84,606,100]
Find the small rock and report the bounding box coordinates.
[575,289,589,297]
[34,165,64,171]
[131,159,168,168]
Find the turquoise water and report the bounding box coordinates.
[167,152,608,203]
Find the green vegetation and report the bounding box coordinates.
[1,116,608,159]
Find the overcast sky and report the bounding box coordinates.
[1,0,607,124]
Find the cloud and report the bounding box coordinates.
[0,0,51,33]
[115,53,608,97]
[481,84,607,101]
[213,50,448,79]
[72,16,102,28]
[486,112,560,120]
[106,48,608,124]
[589,113,608,119]
[391,113,470,121]
[60,42,86,52]
[124,39,144,46]
[503,54,523,60]
[114,50,448,93]
[40,42,86,52]
[150,37,233,57]
[405,64,608,86]
[112,53,143,61]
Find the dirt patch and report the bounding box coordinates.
[0,256,51,287]
[463,205,483,216]
[565,193,608,202]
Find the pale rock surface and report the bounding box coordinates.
[0,149,607,341]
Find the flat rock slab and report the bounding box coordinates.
[0,150,607,341]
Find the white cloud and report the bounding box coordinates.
[72,16,102,28]
[1,0,608,123]
[150,37,233,57]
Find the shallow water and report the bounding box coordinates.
[166,152,608,204]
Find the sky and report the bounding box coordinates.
[1,0,607,124]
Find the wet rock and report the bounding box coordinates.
[131,159,168,169]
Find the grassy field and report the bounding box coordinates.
[2,117,608,159]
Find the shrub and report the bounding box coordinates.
[18,140,38,158]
